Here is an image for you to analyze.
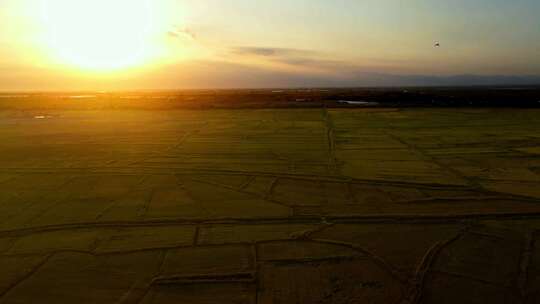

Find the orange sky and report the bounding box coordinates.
[1,0,539,90]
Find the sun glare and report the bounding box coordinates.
[40,0,165,71]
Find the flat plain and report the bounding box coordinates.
[0,107,540,303]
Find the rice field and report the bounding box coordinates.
[0,108,539,303]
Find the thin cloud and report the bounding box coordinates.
[167,26,197,40]
[230,46,348,73]
[232,47,314,57]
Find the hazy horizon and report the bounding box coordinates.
[1,74,540,93]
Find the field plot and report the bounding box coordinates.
[0,108,540,303]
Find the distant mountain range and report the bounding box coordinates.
[351,73,540,87]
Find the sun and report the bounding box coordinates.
[40,0,164,71]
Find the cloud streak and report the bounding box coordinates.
[232,47,314,57]
[229,46,353,75]
[167,26,197,40]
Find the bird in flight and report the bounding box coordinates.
[434,42,440,47]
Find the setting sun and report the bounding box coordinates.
[39,0,165,71]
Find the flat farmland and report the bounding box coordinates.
[1,108,540,303]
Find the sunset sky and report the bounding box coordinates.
[1,0,539,90]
